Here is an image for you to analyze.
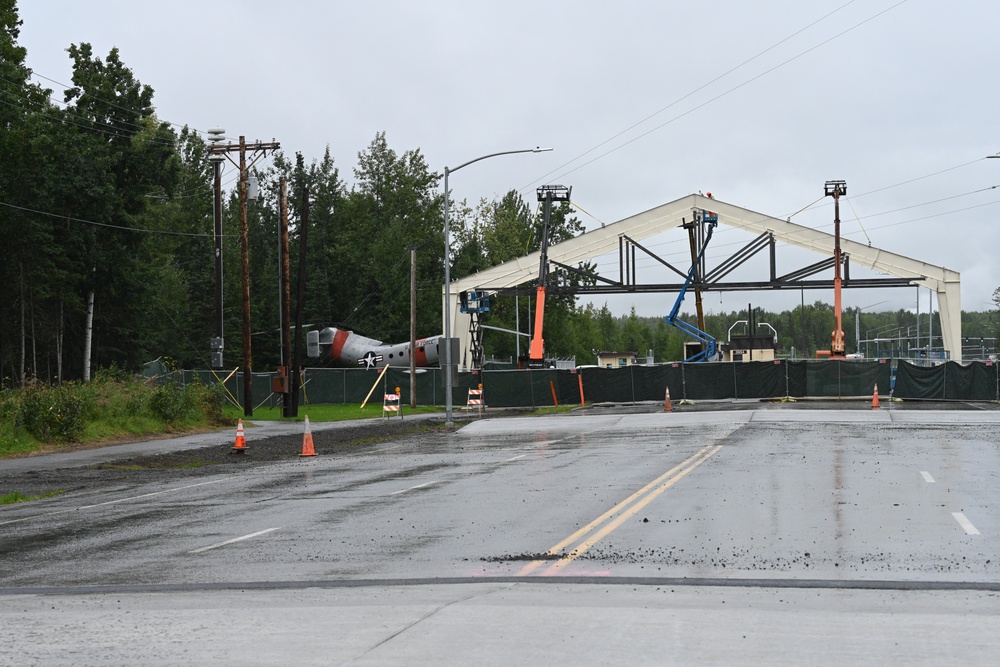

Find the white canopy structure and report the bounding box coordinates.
[444,193,962,365]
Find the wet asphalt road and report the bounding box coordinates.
[1,405,999,664]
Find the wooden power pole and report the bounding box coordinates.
[279,178,292,417]
[207,136,280,417]
[410,247,417,408]
[290,155,309,417]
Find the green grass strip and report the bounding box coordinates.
[0,490,65,505]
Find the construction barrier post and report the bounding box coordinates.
[549,380,559,407]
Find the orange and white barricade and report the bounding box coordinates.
[466,385,484,417]
[383,387,402,419]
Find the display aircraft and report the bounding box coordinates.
[309,327,444,369]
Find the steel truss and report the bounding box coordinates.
[446,193,962,365]
[492,228,913,297]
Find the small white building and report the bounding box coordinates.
[595,351,638,368]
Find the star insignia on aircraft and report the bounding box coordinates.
[358,351,384,369]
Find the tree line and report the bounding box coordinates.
[1,2,996,388]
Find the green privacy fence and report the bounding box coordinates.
[577,361,894,403]
[178,359,1000,409]
[893,361,1000,401]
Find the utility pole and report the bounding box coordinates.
[238,137,251,416]
[684,192,713,350]
[410,246,417,408]
[207,129,226,370]
[207,136,280,417]
[279,178,292,417]
[290,153,309,418]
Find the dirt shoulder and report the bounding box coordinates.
[0,413,523,500]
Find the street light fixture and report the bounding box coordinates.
[443,147,552,426]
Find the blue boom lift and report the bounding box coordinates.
[665,209,719,362]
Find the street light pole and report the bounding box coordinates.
[443,147,552,426]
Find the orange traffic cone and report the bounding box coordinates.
[664,386,673,412]
[232,419,247,452]
[871,384,880,410]
[299,415,317,457]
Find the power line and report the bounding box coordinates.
[520,0,910,193]
[0,200,218,238]
[2,69,225,148]
[850,184,1000,221]
[785,156,988,218]
[26,75,165,137]
[520,0,860,191]
[145,165,241,200]
[0,90,177,148]
[853,198,1000,235]
[29,70,223,140]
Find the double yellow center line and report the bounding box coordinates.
[519,445,723,576]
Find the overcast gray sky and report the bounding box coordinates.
[18,1,1000,324]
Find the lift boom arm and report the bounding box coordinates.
[528,185,571,367]
[666,213,719,362]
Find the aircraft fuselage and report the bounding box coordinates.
[316,327,443,369]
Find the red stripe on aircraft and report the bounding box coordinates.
[330,329,351,362]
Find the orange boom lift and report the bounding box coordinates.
[825,180,847,358]
[528,185,572,368]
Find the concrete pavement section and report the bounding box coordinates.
[2,404,1000,665]
[2,583,997,666]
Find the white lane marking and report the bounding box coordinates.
[952,512,981,535]
[920,471,935,483]
[0,479,226,527]
[189,527,281,554]
[390,481,438,495]
[506,454,527,462]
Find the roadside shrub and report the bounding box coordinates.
[147,380,227,425]
[191,382,228,425]
[0,390,21,446]
[18,382,86,442]
[0,390,16,428]
[2,373,229,453]
[92,364,133,384]
[83,369,147,421]
[149,382,193,424]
